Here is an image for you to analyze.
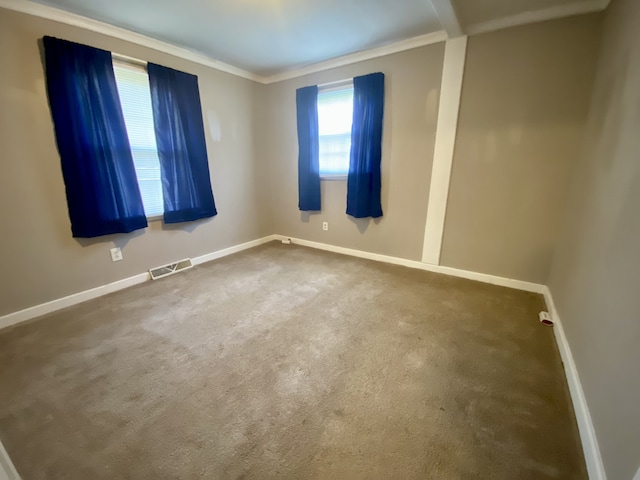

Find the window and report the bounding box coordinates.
[317,82,353,178]
[113,60,164,218]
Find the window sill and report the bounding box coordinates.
[147,214,163,222]
[321,174,347,181]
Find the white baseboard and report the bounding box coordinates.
[0,273,149,331]
[277,235,606,479]
[275,235,546,294]
[192,235,276,265]
[543,287,607,480]
[0,233,542,331]
[0,233,605,480]
[0,235,277,331]
[0,438,20,480]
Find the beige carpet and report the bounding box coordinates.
[0,242,586,479]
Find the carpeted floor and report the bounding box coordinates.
[0,242,586,479]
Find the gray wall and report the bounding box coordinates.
[0,9,268,316]
[1,6,635,477]
[262,45,445,261]
[259,15,602,281]
[440,14,602,284]
[547,0,640,478]
[0,7,605,317]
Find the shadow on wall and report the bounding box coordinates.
[300,210,382,234]
[300,211,319,223]
[75,227,145,249]
[348,216,383,235]
[74,216,212,250]
[162,216,213,233]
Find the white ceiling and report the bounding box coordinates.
[9,0,609,79]
[27,0,443,76]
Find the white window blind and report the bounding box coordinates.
[317,83,353,177]
[113,60,164,217]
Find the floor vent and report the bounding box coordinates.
[149,258,193,280]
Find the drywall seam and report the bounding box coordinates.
[276,235,545,293]
[421,36,467,265]
[466,0,607,36]
[0,235,277,331]
[0,439,20,480]
[543,286,607,480]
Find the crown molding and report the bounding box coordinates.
[261,31,447,84]
[0,0,447,85]
[465,0,609,36]
[4,0,603,85]
[0,0,262,82]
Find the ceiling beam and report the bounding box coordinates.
[429,0,464,38]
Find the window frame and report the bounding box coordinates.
[112,55,164,222]
[317,79,354,181]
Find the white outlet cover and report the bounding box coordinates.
[110,247,123,262]
[539,311,553,326]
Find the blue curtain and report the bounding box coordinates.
[346,72,385,218]
[147,63,217,224]
[43,36,147,238]
[296,85,321,211]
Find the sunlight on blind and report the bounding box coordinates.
[113,60,164,217]
[318,84,353,176]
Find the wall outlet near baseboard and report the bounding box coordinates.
[322,222,328,231]
[110,247,123,262]
[539,311,553,326]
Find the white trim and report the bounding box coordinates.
[0,273,149,331]
[421,36,467,265]
[429,0,464,38]
[318,78,353,89]
[318,78,353,94]
[0,0,446,85]
[278,235,609,476]
[111,52,147,69]
[542,287,607,480]
[633,465,640,480]
[275,235,545,294]
[261,31,447,84]
[0,235,277,331]
[191,235,276,265]
[0,233,605,480]
[0,0,261,82]
[465,0,608,36]
[0,0,610,87]
[0,439,20,480]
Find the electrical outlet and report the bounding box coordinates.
[322,222,328,231]
[110,247,123,262]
